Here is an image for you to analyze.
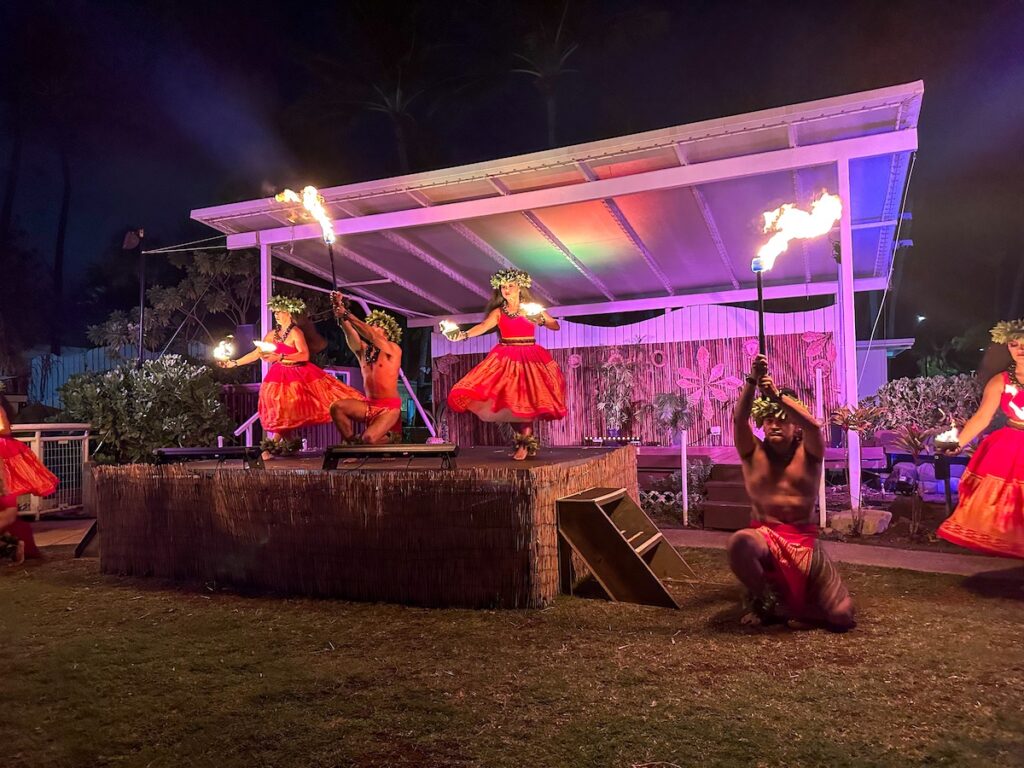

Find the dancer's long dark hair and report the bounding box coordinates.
[977,343,1013,386]
[0,394,14,427]
[484,285,538,315]
[273,310,328,355]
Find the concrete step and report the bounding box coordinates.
[702,501,750,531]
[704,480,749,504]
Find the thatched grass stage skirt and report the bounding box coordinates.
[94,447,638,608]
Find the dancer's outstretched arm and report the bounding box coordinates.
[219,332,274,368]
[450,310,500,341]
[951,375,1004,449]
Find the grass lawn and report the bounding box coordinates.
[2,548,1023,768]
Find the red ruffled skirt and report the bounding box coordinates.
[448,343,566,422]
[0,436,58,498]
[937,426,1024,558]
[258,363,364,433]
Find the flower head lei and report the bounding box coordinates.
[751,394,807,426]
[268,295,307,315]
[489,269,532,290]
[365,310,403,344]
[990,318,1024,344]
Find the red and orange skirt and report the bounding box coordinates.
[258,362,365,433]
[937,425,1024,559]
[448,342,566,423]
[0,436,58,498]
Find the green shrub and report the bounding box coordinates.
[58,355,234,464]
[863,374,981,432]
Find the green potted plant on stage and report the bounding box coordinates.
[652,392,691,446]
[596,356,636,437]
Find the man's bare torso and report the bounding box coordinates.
[359,345,402,401]
[741,440,821,525]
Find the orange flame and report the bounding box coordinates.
[753,191,842,272]
[275,186,336,245]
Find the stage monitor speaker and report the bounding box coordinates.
[154,446,264,469]
[322,443,459,470]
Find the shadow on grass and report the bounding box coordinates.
[961,565,1024,601]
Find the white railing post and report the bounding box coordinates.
[679,428,689,526]
[815,367,827,528]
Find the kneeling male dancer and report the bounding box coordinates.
[729,354,855,631]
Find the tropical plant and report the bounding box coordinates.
[863,375,981,432]
[889,423,937,538]
[512,2,579,148]
[652,392,691,444]
[829,403,886,534]
[57,355,233,465]
[596,359,636,433]
[830,404,884,435]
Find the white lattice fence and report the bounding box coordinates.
[11,423,90,516]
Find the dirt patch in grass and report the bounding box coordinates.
[2,548,1023,767]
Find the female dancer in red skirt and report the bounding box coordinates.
[218,295,364,459]
[937,319,1024,558]
[446,269,566,460]
[0,395,56,561]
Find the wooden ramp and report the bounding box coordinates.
[557,487,690,609]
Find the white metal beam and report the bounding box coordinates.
[576,160,674,295]
[786,125,812,285]
[400,190,559,305]
[226,129,918,249]
[334,199,491,302]
[449,222,559,305]
[336,244,456,314]
[259,242,272,380]
[270,246,437,317]
[407,275,888,327]
[488,177,615,301]
[837,158,862,512]
[674,145,741,290]
[380,230,492,300]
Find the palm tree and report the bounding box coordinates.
[512,2,579,148]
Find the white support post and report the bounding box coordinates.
[837,159,862,513]
[29,429,42,516]
[679,428,689,527]
[259,241,272,383]
[815,367,827,527]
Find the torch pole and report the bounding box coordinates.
[327,241,338,289]
[756,270,766,355]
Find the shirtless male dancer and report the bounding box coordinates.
[329,293,404,444]
[728,354,856,631]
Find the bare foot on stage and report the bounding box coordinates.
[513,445,529,461]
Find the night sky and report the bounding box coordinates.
[3,0,1023,354]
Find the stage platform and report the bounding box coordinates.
[93,446,638,609]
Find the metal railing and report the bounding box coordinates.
[10,423,91,516]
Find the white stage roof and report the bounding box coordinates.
[192,81,922,324]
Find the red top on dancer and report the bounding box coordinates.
[937,318,1024,558]
[218,295,363,459]
[446,269,566,460]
